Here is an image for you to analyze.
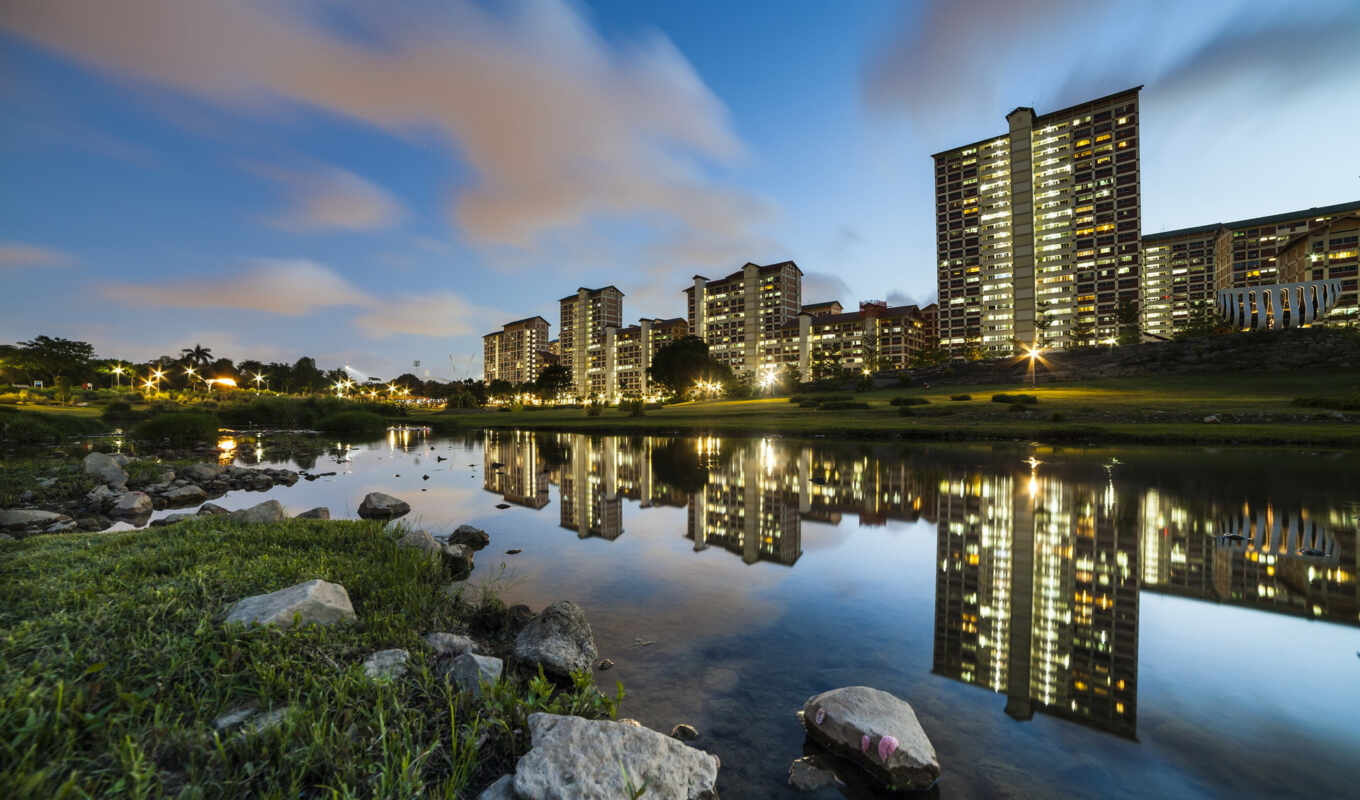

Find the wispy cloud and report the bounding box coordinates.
[0,241,76,268]
[355,291,503,339]
[101,259,369,315]
[1,0,770,255]
[251,164,403,232]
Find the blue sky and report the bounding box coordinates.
[3,0,1358,380]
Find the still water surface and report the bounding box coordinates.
[173,430,1360,798]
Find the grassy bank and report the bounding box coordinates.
[423,371,1360,447]
[0,520,617,798]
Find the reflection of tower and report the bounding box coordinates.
[558,434,623,540]
[934,465,1140,739]
[685,439,801,566]
[482,430,549,509]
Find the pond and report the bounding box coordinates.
[165,429,1360,798]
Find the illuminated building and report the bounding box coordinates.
[1139,225,1220,340]
[560,286,624,400]
[605,317,688,400]
[686,438,802,566]
[1271,210,1360,325]
[798,301,939,378]
[686,261,803,377]
[482,430,550,509]
[557,433,623,540]
[482,316,550,384]
[934,88,1143,355]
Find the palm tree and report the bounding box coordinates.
[180,344,213,369]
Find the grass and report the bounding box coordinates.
[0,519,620,798]
[0,458,98,508]
[421,370,1360,447]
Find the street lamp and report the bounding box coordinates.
[1025,344,1043,388]
[252,372,267,392]
[111,365,124,389]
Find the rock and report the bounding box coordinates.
[151,512,195,527]
[110,453,132,467]
[0,508,73,533]
[512,713,719,800]
[362,649,410,681]
[198,503,230,516]
[83,452,128,488]
[224,579,356,628]
[506,548,522,555]
[230,500,286,524]
[396,529,443,562]
[358,492,410,519]
[443,542,475,578]
[495,503,511,510]
[671,724,699,741]
[182,463,225,483]
[238,706,295,737]
[513,601,598,677]
[424,632,476,657]
[85,484,117,510]
[449,524,491,549]
[478,775,516,800]
[507,604,535,627]
[1203,414,1221,424]
[213,707,257,731]
[296,506,330,520]
[800,686,939,792]
[44,519,79,533]
[788,757,840,791]
[597,658,615,671]
[109,491,153,519]
[446,653,503,697]
[162,485,209,507]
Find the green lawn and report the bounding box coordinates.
[420,371,1360,447]
[0,520,618,799]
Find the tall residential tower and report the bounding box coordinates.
[559,286,623,399]
[934,87,1142,355]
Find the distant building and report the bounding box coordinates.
[482,316,550,384]
[559,286,623,399]
[934,87,1143,355]
[686,261,802,378]
[607,317,688,399]
[802,301,938,377]
[1141,201,1360,337]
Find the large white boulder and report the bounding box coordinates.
[799,686,939,792]
[512,713,720,800]
[225,579,356,628]
[513,601,597,677]
[83,452,128,488]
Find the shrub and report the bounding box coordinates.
[585,404,603,417]
[129,412,220,446]
[620,399,645,416]
[992,393,1039,404]
[890,397,929,406]
[317,410,388,435]
[950,394,972,401]
[0,414,57,443]
[819,401,870,411]
[101,400,138,424]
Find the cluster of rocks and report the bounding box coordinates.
[0,451,303,537]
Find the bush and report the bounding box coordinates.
[101,400,139,425]
[620,399,645,416]
[585,404,603,417]
[950,394,972,401]
[992,393,1039,404]
[890,397,930,406]
[0,414,57,443]
[129,412,220,446]
[317,410,388,435]
[818,401,870,411]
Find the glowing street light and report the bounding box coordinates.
[252,372,267,392]
[111,365,125,389]
[1024,343,1044,388]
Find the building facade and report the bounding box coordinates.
[559,286,624,399]
[1140,224,1220,340]
[482,316,550,385]
[800,301,939,379]
[686,261,802,378]
[934,87,1143,355]
[607,317,688,399]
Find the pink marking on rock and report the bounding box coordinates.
[861,734,871,753]
[878,735,899,761]
[815,708,825,725]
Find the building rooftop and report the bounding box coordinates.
[932,86,1142,159]
[1221,200,1360,231]
[1142,223,1224,243]
[558,285,624,302]
[685,260,802,291]
[501,315,550,328]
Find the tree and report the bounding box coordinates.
[909,345,949,369]
[1116,298,1141,346]
[1175,300,1231,341]
[291,357,324,393]
[534,364,572,403]
[487,379,516,401]
[180,343,213,368]
[648,336,727,398]
[16,336,95,384]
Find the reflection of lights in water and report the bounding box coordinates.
[217,437,237,464]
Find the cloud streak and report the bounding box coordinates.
[253,164,403,232]
[0,242,75,268]
[1,0,769,255]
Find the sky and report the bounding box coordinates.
[2,0,1358,380]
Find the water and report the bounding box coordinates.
[172,430,1360,798]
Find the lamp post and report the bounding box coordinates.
[252,372,267,392]
[111,365,124,390]
[1025,343,1042,389]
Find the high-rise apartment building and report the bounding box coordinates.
[482,315,550,384]
[686,261,802,377]
[608,317,688,399]
[934,87,1142,355]
[1141,200,1360,338]
[559,286,623,399]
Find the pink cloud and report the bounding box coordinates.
[0,241,76,268]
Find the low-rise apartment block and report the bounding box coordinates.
[482,315,550,384]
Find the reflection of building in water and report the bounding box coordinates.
[687,439,802,565]
[1139,495,1357,625]
[796,447,937,526]
[933,468,1140,739]
[483,430,550,509]
[558,434,623,540]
